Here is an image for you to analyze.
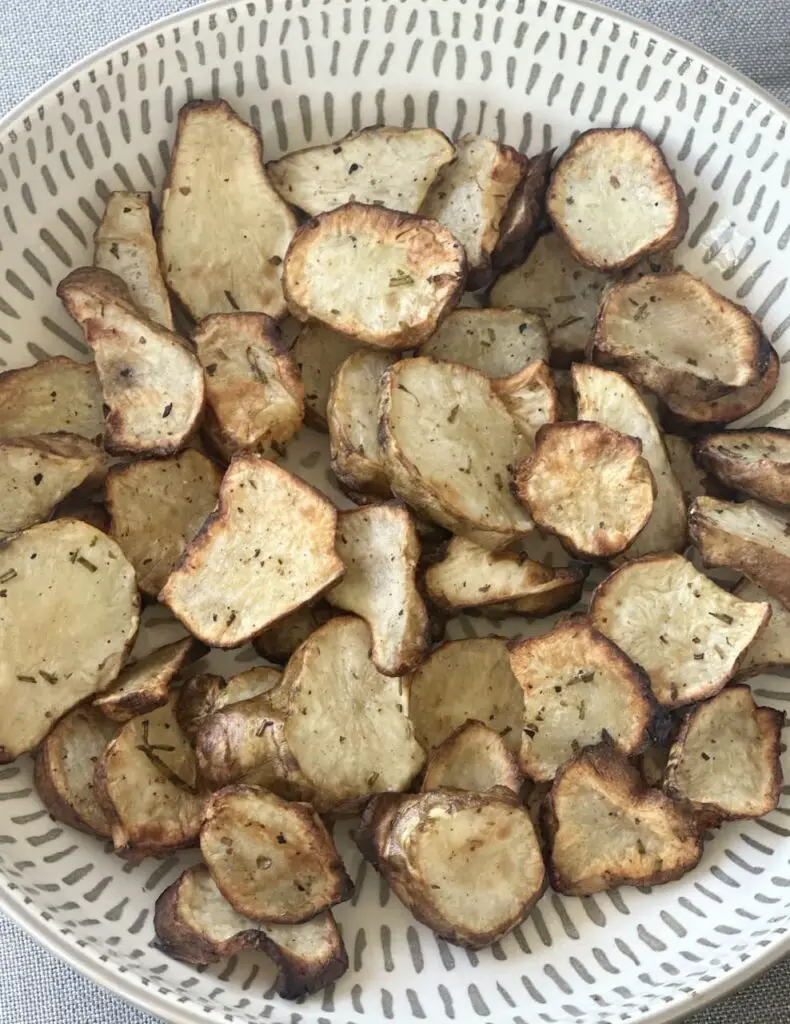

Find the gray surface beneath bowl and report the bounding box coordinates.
[1,0,789,1021]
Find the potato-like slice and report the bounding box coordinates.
[490,233,608,367]
[193,313,303,455]
[154,865,348,998]
[0,356,104,442]
[421,721,522,794]
[421,134,527,289]
[283,203,466,350]
[0,520,139,762]
[590,552,770,706]
[292,324,359,430]
[510,619,653,781]
[733,579,790,679]
[591,272,769,403]
[267,126,455,216]
[57,267,205,455]
[0,433,107,538]
[515,421,656,559]
[689,496,790,609]
[93,638,196,723]
[96,693,203,859]
[694,429,790,507]
[282,616,425,813]
[201,785,353,923]
[492,360,559,446]
[572,364,686,557]
[663,434,709,502]
[545,744,701,895]
[33,706,118,836]
[327,348,395,502]
[492,149,553,273]
[380,358,533,549]
[252,603,334,665]
[665,685,783,826]
[357,789,545,949]
[421,308,549,378]
[94,191,173,328]
[176,667,282,738]
[408,637,523,753]
[160,100,297,321]
[106,450,222,596]
[53,492,110,533]
[160,456,344,647]
[326,505,429,676]
[424,535,584,617]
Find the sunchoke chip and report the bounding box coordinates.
[421,308,549,378]
[160,456,344,647]
[200,785,353,923]
[510,619,654,782]
[267,125,455,216]
[492,360,559,447]
[695,429,790,507]
[515,421,656,559]
[421,721,522,795]
[590,553,770,706]
[282,202,467,350]
[282,616,426,813]
[665,685,783,826]
[733,579,790,679]
[252,603,334,666]
[380,358,533,549]
[689,496,790,609]
[93,637,196,723]
[154,865,348,998]
[0,519,139,762]
[176,667,282,738]
[106,450,223,596]
[424,535,584,617]
[160,100,297,321]
[663,434,709,503]
[292,323,358,430]
[0,356,104,442]
[545,744,702,896]
[546,127,687,272]
[492,149,553,273]
[94,191,173,328]
[357,789,545,949]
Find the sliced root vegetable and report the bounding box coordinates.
[252,603,335,666]
[292,323,359,431]
[733,579,790,679]
[93,637,196,723]
[176,667,283,738]
[421,721,522,794]
[492,149,554,273]
[492,360,559,447]
[421,308,549,378]
[663,434,710,503]
[694,428,790,507]
[0,356,104,443]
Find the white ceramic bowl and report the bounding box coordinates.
[1,2,789,1022]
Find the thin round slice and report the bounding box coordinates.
[0,356,104,443]
[176,667,282,738]
[733,579,790,679]
[93,637,196,723]
[421,308,548,378]
[292,323,359,430]
[421,721,522,795]
[694,429,790,507]
[492,360,559,447]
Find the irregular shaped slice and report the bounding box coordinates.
[327,349,395,502]
[408,638,523,753]
[160,100,297,320]
[591,272,768,403]
[357,789,545,948]
[193,313,304,454]
[492,149,553,273]
[514,421,655,559]
[0,433,107,537]
[492,360,559,446]
[282,616,426,813]
[689,496,790,609]
[160,457,344,647]
[154,865,348,998]
[664,434,709,502]
[96,693,203,859]
[292,323,359,430]
[93,637,196,722]
[490,233,608,367]
[424,535,584,617]
[106,450,222,595]
[572,363,686,557]
[267,126,455,215]
[200,785,353,923]
[94,191,173,327]
[665,686,783,826]
[176,667,282,738]
[422,721,522,794]
[545,744,701,895]
[590,553,770,706]
[420,134,527,288]
[0,520,139,762]
[283,203,466,349]
[510,619,653,781]
[0,357,104,442]
[421,308,548,378]
[380,358,533,549]
[547,128,686,271]
[733,579,790,679]
[57,267,205,455]
[252,603,334,665]
[326,505,429,676]
[33,706,118,836]
[694,429,790,507]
